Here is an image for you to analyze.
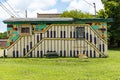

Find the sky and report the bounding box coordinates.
[0,0,104,32]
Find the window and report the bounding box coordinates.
[13,51,15,58]
[40,51,43,58]
[27,45,29,52]
[54,31,56,38]
[37,35,39,42]
[90,34,92,42]
[76,27,85,39]
[40,33,42,39]
[60,50,62,57]
[86,51,88,57]
[94,51,96,58]
[103,44,105,52]
[30,42,32,49]
[99,44,102,51]
[21,27,30,33]
[16,51,19,58]
[86,33,88,40]
[60,31,62,38]
[94,37,96,44]
[37,51,39,57]
[77,50,79,56]
[7,24,13,28]
[70,31,72,38]
[64,50,66,57]
[47,31,49,38]
[90,50,92,57]
[23,48,26,56]
[73,31,75,38]
[70,50,72,57]
[30,52,32,57]
[64,31,66,38]
[83,50,85,54]
[50,31,52,38]
[73,50,76,57]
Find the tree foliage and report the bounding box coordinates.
[99,0,120,47]
[0,32,7,39]
[97,9,108,18]
[60,10,93,18]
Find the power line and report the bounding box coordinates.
[3,0,20,17]
[83,0,94,7]
[0,2,17,17]
[82,0,97,15]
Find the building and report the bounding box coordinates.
[0,39,7,57]
[0,39,7,48]
[37,13,61,18]
[3,18,112,58]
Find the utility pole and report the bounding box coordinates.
[93,3,96,16]
[25,10,27,18]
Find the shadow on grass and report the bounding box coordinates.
[108,48,120,51]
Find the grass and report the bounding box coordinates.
[0,49,120,80]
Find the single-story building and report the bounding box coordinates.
[0,39,7,48]
[3,18,112,58]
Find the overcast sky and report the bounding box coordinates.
[0,0,104,32]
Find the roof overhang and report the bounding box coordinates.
[3,18,113,24]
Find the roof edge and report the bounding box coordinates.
[3,18,113,24]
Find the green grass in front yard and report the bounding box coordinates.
[0,49,120,80]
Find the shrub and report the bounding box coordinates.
[45,52,59,58]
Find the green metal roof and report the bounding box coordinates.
[3,18,113,24]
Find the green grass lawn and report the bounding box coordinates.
[0,49,120,80]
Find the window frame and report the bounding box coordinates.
[76,27,85,40]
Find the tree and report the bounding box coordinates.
[0,32,7,39]
[60,10,93,18]
[98,0,120,47]
[97,9,108,18]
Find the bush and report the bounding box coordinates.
[45,52,59,58]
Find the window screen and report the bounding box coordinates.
[21,27,30,33]
[76,27,85,39]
